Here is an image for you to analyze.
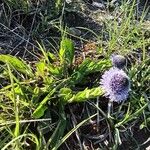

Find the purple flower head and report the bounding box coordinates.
[100,68,130,103]
[111,54,127,69]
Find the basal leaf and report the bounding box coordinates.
[36,61,47,77]
[0,54,33,77]
[70,87,104,102]
[59,87,104,103]
[71,59,111,84]
[48,65,62,76]
[59,38,74,66]
[78,58,111,74]
[36,60,62,78]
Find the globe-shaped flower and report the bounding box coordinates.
[111,54,127,69]
[100,68,130,103]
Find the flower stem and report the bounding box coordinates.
[108,100,113,118]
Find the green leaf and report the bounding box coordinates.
[32,105,48,119]
[71,59,111,84]
[59,88,73,103]
[36,61,46,77]
[59,87,104,104]
[31,86,43,104]
[0,54,33,77]
[59,87,104,103]
[32,88,55,118]
[69,87,104,102]
[36,60,62,78]
[33,79,70,118]
[59,38,74,66]
[48,65,62,76]
[47,52,57,63]
[78,58,111,74]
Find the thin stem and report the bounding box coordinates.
[96,97,100,132]
[108,100,113,118]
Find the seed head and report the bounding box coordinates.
[111,54,127,69]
